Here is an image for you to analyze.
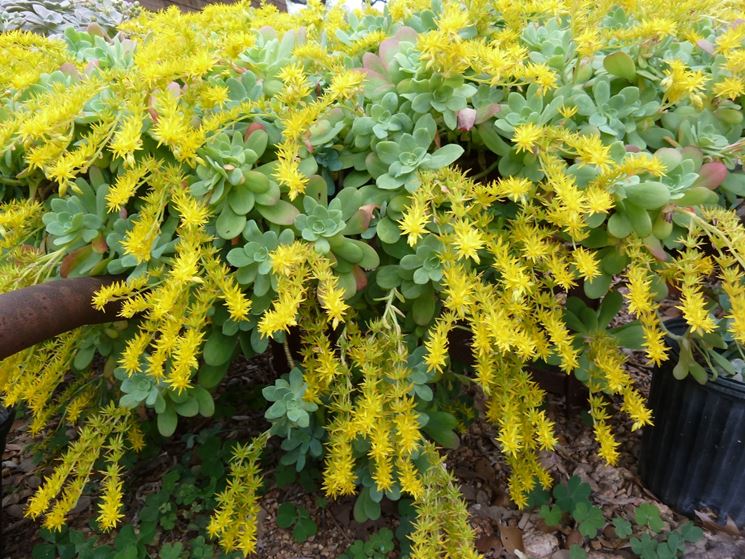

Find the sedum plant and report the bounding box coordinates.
[1,0,745,557]
[0,0,141,37]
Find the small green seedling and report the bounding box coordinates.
[275,502,318,543]
[338,528,395,559]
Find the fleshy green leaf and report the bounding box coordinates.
[422,144,464,169]
[257,200,300,225]
[604,51,636,82]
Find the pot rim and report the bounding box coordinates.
[663,317,745,398]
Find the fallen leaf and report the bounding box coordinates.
[565,530,583,548]
[476,534,502,554]
[694,509,741,536]
[724,515,741,536]
[500,523,525,554]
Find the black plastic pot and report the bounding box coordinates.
[640,319,745,527]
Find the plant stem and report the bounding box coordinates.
[283,338,295,370]
[471,158,499,181]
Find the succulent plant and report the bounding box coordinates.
[572,77,660,142]
[349,91,413,148]
[399,235,443,285]
[403,74,478,130]
[263,367,319,438]
[373,113,464,191]
[294,195,346,245]
[227,220,294,291]
[0,0,141,37]
[191,129,281,240]
[42,168,127,276]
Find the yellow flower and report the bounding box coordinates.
[327,70,365,100]
[322,441,357,497]
[559,104,578,118]
[274,148,308,200]
[512,123,542,153]
[642,321,669,366]
[98,461,124,530]
[424,317,452,374]
[493,176,533,201]
[398,200,429,246]
[452,219,484,263]
[625,265,655,316]
[201,84,229,108]
[622,388,653,431]
[713,76,745,99]
[569,133,612,170]
[661,60,708,106]
[677,285,716,335]
[397,458,423,499]
[594,421,620,465]
[573,247,600,281]
[319,282,349,328]
[442,265,475,313]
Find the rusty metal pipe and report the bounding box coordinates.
[0,276,123,360]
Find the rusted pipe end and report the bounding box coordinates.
[0,276,123,360]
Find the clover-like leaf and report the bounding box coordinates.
[572,502,604,538]
[634,503,664,533]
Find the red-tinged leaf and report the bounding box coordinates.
[91,233,108,254]
[361,68,392,97]
[475,103,500,124]
[361,52,386,75]
[695,161,728,190]
[393,26,418,44]
[60,245,93,278]
[87,22,106,37]
[59,62,81,80]
[697,39,715,54]
[244,122,266,141]
[680,146,704,169]
[84,59,100,74]
[166,81,181,97]
[148,94,159,123]
[353,265,367,292]
[359,203,378,226]
[379,37,400,70]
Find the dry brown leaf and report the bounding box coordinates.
[724,515,741,536]
[694,510,741,536]
[565,530,583,548]
[500,522,525,554]
[476,533,503,554]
